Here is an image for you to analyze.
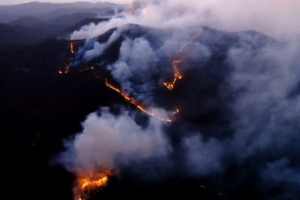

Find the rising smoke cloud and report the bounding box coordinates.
[71,0,300,40]
[60,107,169,172]
[58,0,300,199]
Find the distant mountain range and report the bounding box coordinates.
[9,16,42,27]
[0,1,127,23]
[0,2,126,49]
[0,23,51,48]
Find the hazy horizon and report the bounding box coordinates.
[0,0,131,5]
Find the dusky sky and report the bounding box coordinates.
[0,0,131,5]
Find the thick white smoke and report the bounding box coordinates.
[82,29,122,62]
[60,107,169,171]
[184,135,224,175]
[228,38,300,160]
[71,0,300,40]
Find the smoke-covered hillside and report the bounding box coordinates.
[1,1,300,200]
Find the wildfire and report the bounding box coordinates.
[177,32,202,54]
[65,65,71,74]
[58,65,71,75]
[163,60,183,90]
[105,79,173,122]
[74,169,113,200]
[63,29,204,200]
[163,31,201,90]
[58,65,179,122]
[70,42,76,54]
[79,66,95,73]
[57,41,76,75]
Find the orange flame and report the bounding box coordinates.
[164,32,201,90]
[163,60,183,90]
[74,169,113,200]
[177,32,202,54]
[65,65,71,74]
[173,108,180,114]
[58,62,178,122]
[105,79,173,122]
[71,42,76,54]
[58,65,71,75]
[58,41,76,75]
[65,32,207,200]
[80,66,95,73]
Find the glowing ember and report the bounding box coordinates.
[79,66,95,73]
[58,65,71,75]
[65,65,71,74]
[59,64,178,122]
[74,169,113,200]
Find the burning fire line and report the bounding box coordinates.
[64,36,193,200]
[163,32,201,90]
[57,65,176,122]
[71,42,76,54]
[58,41,77,74]
[79,66,95,73]
[58,64,71,74]
[59,41,182,123]
[163,60,183,90]
[105,79,173,122]
[173,108,180,114]
[177,33,201,54]
[74,169,114,200]
[69,72,177,200]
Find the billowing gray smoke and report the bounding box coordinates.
[59,107,169,171]
[58,0,300,199]
[71,0,300,40]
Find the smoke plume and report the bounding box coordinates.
[71,0,300,40]
[60,107,169,171]
[58,0,300,199]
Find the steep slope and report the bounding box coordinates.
[2,24,298,200]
